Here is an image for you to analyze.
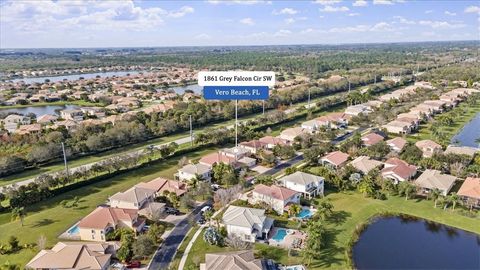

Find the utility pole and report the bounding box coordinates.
[374,75,377,85]
[189,115,193,146]
[308,88,311,108]
[262,100,265,115]
[348,80,351,92]
[61,142,69,177]
[235,99,238,149]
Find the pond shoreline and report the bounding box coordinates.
[347,211,480,269]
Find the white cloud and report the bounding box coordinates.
[393,16,415,25]
[425,10,434,14]
[285,18,296,24]
[373,0,404,5]
[274,29,292,37]
[320,5,349,12]
[168,6,194,18]
[464,6,480,14]
[194,33,211,40]
[329,21,394,33]
[239,17,255,25]
[419,20,466,29]
[444,11,456,16]
[313,0,342,5]
[348,13,360,16]
[207,0,271,5]
[352,0,368,7]
[273,8,298,15]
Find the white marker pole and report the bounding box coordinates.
[235,99,238,149]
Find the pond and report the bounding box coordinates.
[451,112,480,147]
[160,84,202,95]
[0,104,80,117]
[8,70,142,84]
[353,216,480,270]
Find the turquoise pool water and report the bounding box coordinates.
[297,209,313,219]
[272,228,288,241]
[67,225,80,235]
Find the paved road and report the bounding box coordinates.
[148,201,209,270]
[1,136,194,192]
[263,154,305,176]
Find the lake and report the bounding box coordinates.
[163,84,203,95]
[9,70,142,84]
[353,216,480,270]
[451,112,480,147]
[0,104,80,117]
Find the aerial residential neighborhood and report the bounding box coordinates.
[0,1,479,270]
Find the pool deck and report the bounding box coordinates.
[58,222,81,240]
[268,227,306,249]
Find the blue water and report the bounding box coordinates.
[67,225,79,235]
[0,104,79,117]
[297,209,313,219]
[353,216,480,270]
[272,228,288,241]
[451,112,480,147]
[9,71,141,84]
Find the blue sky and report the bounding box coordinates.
[0,0,479,48]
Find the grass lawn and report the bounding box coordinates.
[183,191,480,270]
[408,100,480,145]
[0,147,219,267]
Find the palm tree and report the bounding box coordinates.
[289,204,301,217]
[11,207,26,227]
[315,200,334,221]
[449,192,460,211]
[429,188,441,208]
[357,179,374,198]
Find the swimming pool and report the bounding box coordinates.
[285,266,306,270]
[67,225,80,235]
[297,209,313,219]
[272,228,288,241]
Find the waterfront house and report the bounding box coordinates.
[279,171,324,198]
[26,242,114,270]
[78,206,145,242]
[444,145,479,159]
[37,114,58,125]
[60,109,84,121]
[2,114,31,133]
[457,177,480,208]
[414,169,456,196]
[222,206,273,243]
[381,158,417,184]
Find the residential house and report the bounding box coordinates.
[26,242,114,270]
[414,169,456,196]
[81,107,106,118]
[361,133,384,147]
[386,137,407,152]
[382,120,413,134]
[239,140,268,154]
[2,114,31,132]
[37,114,58,125]
[199,151,238,168]
[279,171,324,198]
[108,186,155,210]
[344,104,373,116]
[444,145,479,159]
[200,250,267,270]
[251,184,300,214]
[279,127,307,142]
[222,206,273,243]
[78,206,145,242]
[457,177,480,208]
[381,158,417,184]
[15,123,42,135]
[60,109,84,121]
[176,163,212,182]
[415,140,443,158]
[135,177,187,197]
[350,156,383,175]
[258,136,290,149]
[320,151,350,169]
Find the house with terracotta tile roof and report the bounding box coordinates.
[258,136,290,149]
[457,177,480,208]
[135,177,187,197]
[26,242,115,270]
[361,133,384,147]
[251,184,300,214]
[386,137,407,152]
[221,205,273,243]
[200,250,267,270]
[199,151,239,168]
[415,140,443,158]
[108,186,155,210]
[350,156,383,175]
[239,139,268,154]
[78,206,145,242]
[37,114,58,125]
[414,169,456,196]
[381,158,417,184]
[320,151,350,169]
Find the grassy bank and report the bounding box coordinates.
[182,191,480,270]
